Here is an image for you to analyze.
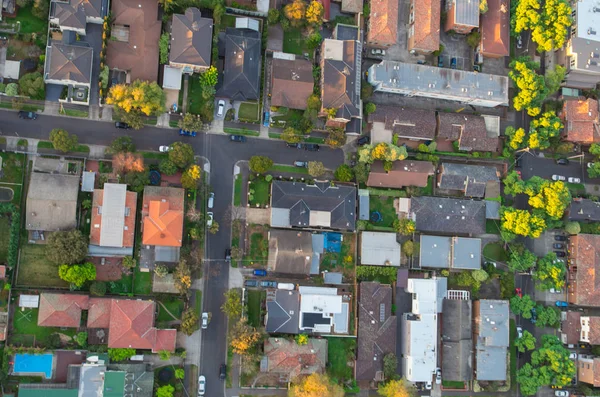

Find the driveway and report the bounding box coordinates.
[85,23,103,105]
[519,153,588,182]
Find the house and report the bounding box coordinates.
[267,229,323,275]
[419,235,481,269]
[561,311,582,345]
[369,106,437,143]
[581,316,600,344]
[437,163,500,198]
[49,0,105,35]
[474,299,509,381]
[262,337,327,381]
[217,26,262,101]
[562,98,600,144]
[407,0,440,53]
[44,42,93,104]
[270,54,314,110]
[265,287,350,335]
[89,183,137,257]
[568,234,600,307]
[355,282,397,383]
[569,199,600,222]
[107,0,161,82]
[409,196,487,235]
[26,157,81,232]
[436,113,500,152]
[442,298,473,382]
[367,0,398,47]
[336,0,362,13]
[368,62,509,107]
[367,160,435,189]
[270,181,357,231]
[479,0,510,58]
[402,278,447,382]
[579,355,600,386]
[555,0,600,88]
[320,37,362,134]
[169,8,213,74]
[360,232,401,267]
[37,293,177,352]
[444,0,479,34]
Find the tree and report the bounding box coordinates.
[179,113,203,132]
[506,126,527,151]
[507,243,537,272]
[249,156,273,174]
[472,269,489,283]
[325,127,346,148]
[222,289,242,319]
[528,111,563,150]
[365,102,377,115]
[175,368,185,379]
[393,219,415,235]
[159,350,171,360]
[513,0,572,52]
[58,262,96,287]
[536,305,561,327]
[281,127,302,144]
[159,159,178,176]
[181,165,202,190]
[268,8,280,24]
[18,72,45,99]
[47,333,62,349]
[106,80,166,118]
[546,65,566,94]
[123,170,150,193]
[306,31,323,50]
[209,221,219,234]
[289,373,344,397]
[99,65,109,90]
[90,281,107,296]
[308,161,325,177]
[199,66,218,87]
[479,0,488,13]
[509,59,547,117]
[334,164,354,182]
[112,152,145,174]
[295,334,308,345]
[229,318,262,355]
[180,308,199,336]
[284,0,306,26]
[159,33,169,64]
[122,256,136,269]
[515,330,536,352]
[378,379,415,397]
[156,385,175,397]
[359,143,408,164]
[588,162,600,178]
[353,162,370,183]
[501,207,546,238]
[49,128,78,153]
[510,294,536,318]
[565,221,581,235]
[174,259,192,296]
[108,136,135,154]
[467,31,481,48]
[534,252,566,290]
[306,0,323,24]
[46,230,88,265]
[75,331,88,347]
[591,143,600,157]
[503,170,526,196]
[402,240,416,256]
[4,83,18,96]
[383,353,398,380]
[154,264,169,278]
[527,179,571,220]
[169,142,195,169]
[108,348,136,362]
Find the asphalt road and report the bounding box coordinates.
[519,152,587,182]
[0,110,345,397]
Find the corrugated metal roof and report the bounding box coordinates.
[81,171,95,192]
[99,183,127,247]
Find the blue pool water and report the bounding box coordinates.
[13,353,53,379]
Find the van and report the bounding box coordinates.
[208,192,214,209]
[277,283,295,290]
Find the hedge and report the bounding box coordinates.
[0,203,20,268]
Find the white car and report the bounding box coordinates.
[159,145,171,152]
[552,175,566,181]
[435,368,442,384]
[217,100,226,117]
[425,382,432,390]
[206,212,213,227]
[517,326,523,338]
[517,35,523,49]
[550,288,563,294]
[201,312,209,329]
[555,391,569,397]
[198,375,206,396]
[208,192,214,209]
[371,48,385,56]
[568,177,581,183]
[569,352,578,359]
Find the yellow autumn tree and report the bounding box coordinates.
[528,180,571,220]
[513,0,572,51]
[508,127,526,150]
[288,373,344,397]
[284,0,306,26]
[306,0,324,25]
[378,379,415,397]
[229,318,262,355]
[508,60,546,116]
[501,207,546,238]
[181,164,202,189]
[106,80,166,116]
[528,111,563,150]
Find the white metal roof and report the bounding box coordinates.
[99,183,127,247]
[19,295,39,308]
[360,231,401,266]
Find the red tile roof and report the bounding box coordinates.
[588,316,600,345]
[38,293,90,328]
[367,160,435,188]
[87,298,113,328]
[409,0,440,52]
[568,234,600,307]
[563,99,600,144]
[142,187,184,247]
[480,0,510,57]
[561,311,581,345]
[367,0,398,46]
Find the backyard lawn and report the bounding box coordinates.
[5,6,47,34]
[0,217,8,263]
[108,273,133,295]
[483,242,509,263]
[238,102,259,121]
[369,196,397,228]
[325,337,355,383]
[182,75,211,115]
[0,152,25,184]
[10,308,76,347]
[17,244,68,288]
[246,290,266,328]
[283,27,307,55]
[249,177,270,207]
[157,297,185,322]
[320,233,355,280]
[246,231,268,266]
[133,267,153,295]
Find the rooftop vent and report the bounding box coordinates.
[589,28,597,35]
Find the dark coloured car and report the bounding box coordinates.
[553,243,564,249]
[437,57,444,67]
[179,129,197,137]
[515,157,522,168]
[219,364,226,380]
[530,307,537,324]
[304,144,320,151]
[357,135,370,146]
[18,111,37,120]
[451,57,457,69]
[115,121,130,129]
[287,143,303,149]
[225,249,231,262]
[260,280,277,288]
[555,251,566,257]
[229,135,246,143]
[557,158,569,165]
[253,269,267,277]
[555,235,567,241]
[244,279,258,288]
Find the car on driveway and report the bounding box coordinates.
[425,382,432,390]
[438,57,444,67]
[371,48,385,56]
[201,312,209,329]
[557,158,570,165]
[253,269,267,277]
[555,251,566,257]
[217,100,225,117]
[198,375,206,396]
[555,235,567,241]
[159,145,171,152]
[555,391,569,397]
[229,135,246,143]
[552,175,566,181]
[357,135,370,146]
[260,280,277,288]
[435,368,442,384]
[569,352,578,359]
[115,121,130,129]
[294,161,308,168]
[305,144,320,151]
[556,301,569,307]
[517,35,523,49]
[550,288,563,294]
[18,111,37,120]
[553,243,565,249]
[179,129,197,137]
[206,212,213,227]
[244,279,258,288]
[568,177,581,183]
[219,364,226,380]
[517,326,523,338]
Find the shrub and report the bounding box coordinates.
[0,203,21,268]
[90,281,107,296]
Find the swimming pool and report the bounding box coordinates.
[13,353,53,379]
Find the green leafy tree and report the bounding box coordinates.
[534,252,566,290]
[75,332,88,347]
[179,113,203,132]
[507,243,537,272]
[353,162,370,183]
[402,240,417,256]
[588,162,600,178]
[156,385,175,397]
[199,66,218,87]
[536,305,561,328]
[58,262,96,287]
[4,83,18,96]
[393,219,415,235]
[122,256,136,269]
[46,230,88,265]
[159,33,169,64]
[510,294,536,318]
[364,102,376,115]
[383,353,397,380]
[471,269,489,283]
[268,8,280,24]
[306,31,323,50]
[123,170,150,193]
[546,65,566,94]
[99,65,109,90]
[281,127,302,144]
[47,333,62,349]
[249,156,273,174]
[565,221,581,235]
[528,111,563,150]
[159,159,179,176]
[517,363,544,396]
[168,142,195,169]
[175,368,185,379]
[108,136,135,154]
[90,281,107,296]
[108,348,136,362]
[591,143,600,156]
[503,170,526,196]
[307,161,325,177]
[221,289,242,319]
[515,330,536,353]
[49,128,78,153]
[467,31,481,47]
[159,350,171,360]
[334,164,354,182]
[18,72,45,99]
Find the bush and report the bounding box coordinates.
[565,221,581,235]
[90,281,107,296]
[108,348,136,362]
[159,159,178,176]
[5,83,18,97]
[0,203,20,268]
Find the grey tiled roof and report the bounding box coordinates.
[266,290,300,334]
[438,163,499,198]
[442,299,472,381]
[569,199,600,222]
[411,196,486,235]
[217,28,261,101]
[170,8,212,68]
[369,105,436,140]
[47,43,93,84]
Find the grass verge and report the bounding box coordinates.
[234,174,243,207]
[224,127,260,136]
[61,108,89,118]
[270,164,309,174]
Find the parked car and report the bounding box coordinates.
[555,235,567,241]
[18,111,37,120]
[198,375,206,396]
[263,111,270,127]
[515,288,523,298]
[425,382,432,391]
[357,135,370,146]
[305,144,320,151]
[557,158,570,165]
[552,175,566,181]
[253,269,267,277]
[435,368,442,384]
[115,121,130,129]
[550,288,563,294]
[219,364,226,380]
[179,129,197,137]
[371,48,385,56]
[201,312,209,329]
[159,145,171,152]
[217,100,225,117]
[450,57,457,69]
[417,60,427,65]
[294,161,308,168]
[260,280,277,288]
[244,279,258,287]
[556,301,569,307]
[287,142,303,149]
[206,212,213,227]
[229,135,246,143]
[568,177,581,183]
[569,352,578,359]
[208,192,214,209]
[225,248,231,261]
[531,307,537,324]
[555,251,566,257]
[553,243,565,249]
[517,326,523,338]
[517,35,523,49]
[437,56,444,67]
[555,391,569,397]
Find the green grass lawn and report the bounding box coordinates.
[483,242,509,263]
[422,176,433,196]
[221,14,237,29]
[249,177,270,206]
[270,164,309,175]
[486,219,501,234]
[442,380,465,389]
[0,152,25,184]
[195,291,202,312]
[566,182,586,196]
[37,141,90,153]
[157,298,184,322]
[223,127,260,136]
[0,217,8,263]
[283,27,306,55]
[186,75,209,115]
[246,290,266,328]
[10,308,76,347]
[325,337,355,383]
[17,244,68,288]
[61,108,89,118]
[234,174,243,206]
[5,6,47,34]
[108,273,133,295]
[247,232,268,265]
[238,102,259,121]
[133,267,153,295]
[369,196,397,228]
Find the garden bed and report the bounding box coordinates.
[244,225,269,267]
[248,176,270,207]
